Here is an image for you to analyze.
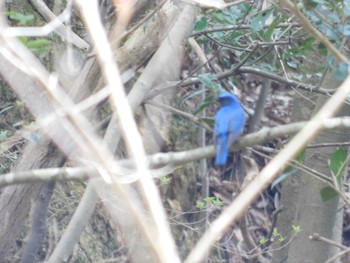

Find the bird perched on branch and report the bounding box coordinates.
[214,92,246,166]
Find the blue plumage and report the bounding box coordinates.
[214,92,246,166]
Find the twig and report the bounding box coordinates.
[232,43,259,71]
[310,233,348,250]
[204,33,252,51]
[238,67,333,95]
[324,247,350,263]
[191,23,300,37]
[28,0,90,50]
[146,100,213,131]
[307,142,350,148]
[251,147,333,184]
[264,207,283,247]
[148,66,334,99]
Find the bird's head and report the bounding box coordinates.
[217,92,240,106]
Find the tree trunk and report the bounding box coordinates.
[273,57,347,262]
[0,142,65,259]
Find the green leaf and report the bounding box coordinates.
[159,176,172,185]
[278,236,285,242]
[271,169,296,189]
[19,36,28,44]
[196,201,206,210]
[292,225,302,233]
[250,8,273,32]
[0,130,10,142]
[213,197,224,207]
[204,196,215,203]
[320,186,338,201]
[198,74,217,88]
[273,228,279,236]
[26,38,50,49]
[292,74,303,81]
[263,17,284,41]
[259,237,268,245]
[324,27,340,42]
[287,61,298,69]
[193,100,214,116]
[6,11,34,26]
[333,62,350,80]
[24,38,51,55]
[330,148,347,188]
[194,17,208,31]
[210,10,236,25]
[227,31,244,43]
[330,148,347,175]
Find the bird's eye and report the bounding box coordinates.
[220,98,230,103]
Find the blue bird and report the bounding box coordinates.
[214,92,246,166]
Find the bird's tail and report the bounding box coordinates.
[215,135,229,166]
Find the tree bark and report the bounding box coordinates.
[0,142,64,259]
[273,56,348,262]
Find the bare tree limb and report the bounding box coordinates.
[2,117,350,187]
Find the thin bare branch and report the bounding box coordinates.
[191,23,300,37]
[148,66,334,99]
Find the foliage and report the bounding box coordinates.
[19,37,51,55]
[6,11,51,55]
[6,11,34,26]
[159,175,172,185]
[300,0,350,79]
[0,130,10,142]
[258,225,301,246]
[320,148,348,201]
[196,196,224,209]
